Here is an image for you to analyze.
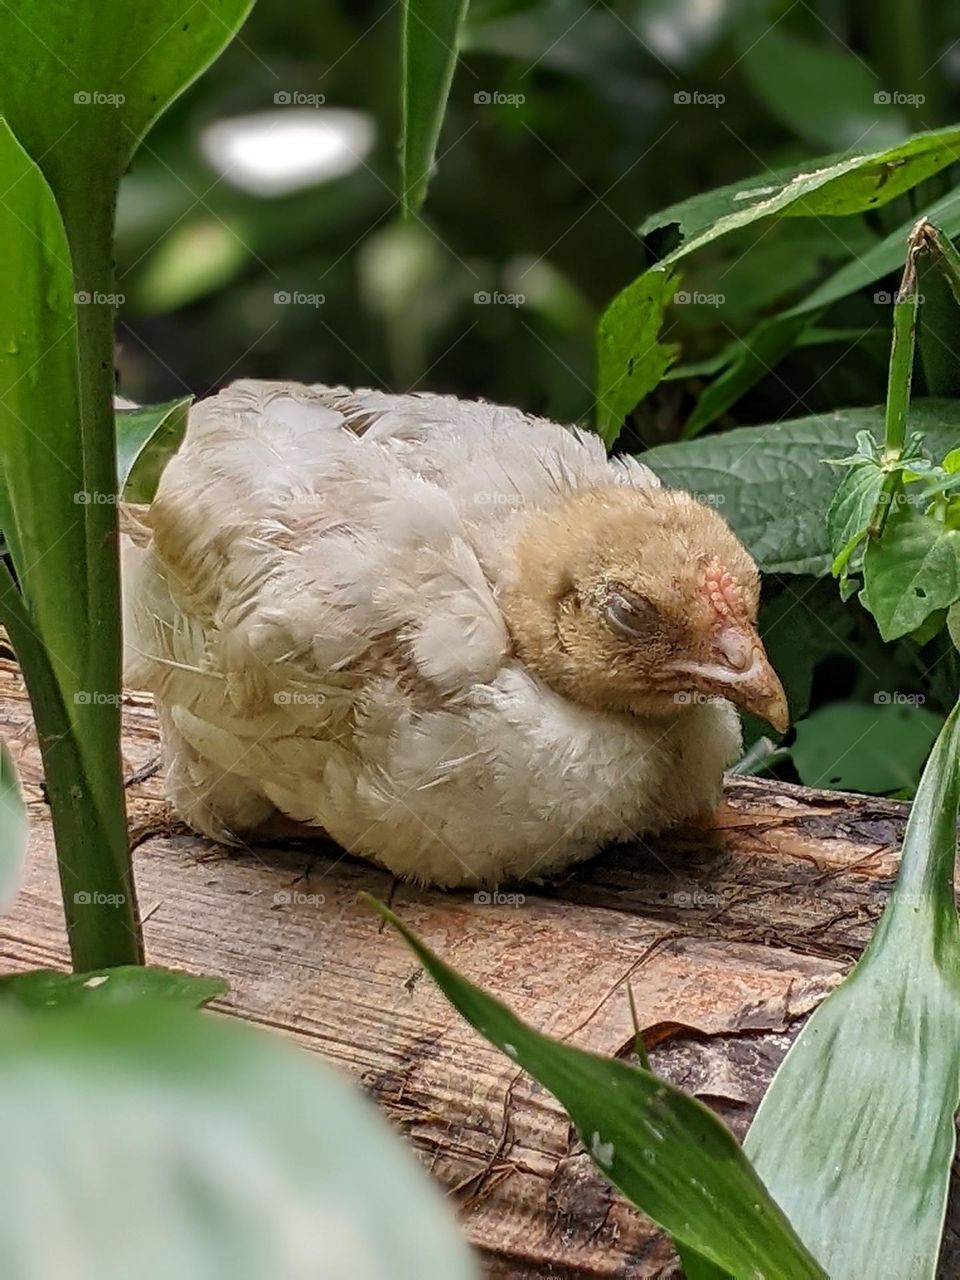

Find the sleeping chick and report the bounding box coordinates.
[122,380,787,887]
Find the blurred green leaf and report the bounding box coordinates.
[117,398,192,503]
[597,124,960,439]
[746,700,960,1276]
[402,0,471,214]
[0,966,226,1011]
[0,1002,477,1280]
[366,896,825,1280]
[861,505,960,640]
[0,743,27,913]
[738,27,908,151]
[791,700,943,792]
[644,401,960,575]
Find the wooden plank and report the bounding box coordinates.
[0,652,945,1276]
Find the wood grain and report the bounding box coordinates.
[0,653,943,1277]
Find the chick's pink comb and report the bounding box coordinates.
[702,556,743,624]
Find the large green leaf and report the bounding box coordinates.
[401,0,471,214]
[0,1003,476,1280]
[643,401,960,576]
[791,701,944,794]
[862,505,960,640]
[0,966,226,1011]
[366,897,825,1280]
[0,744,27,913]
[117,398,192,503]
[739,27,908,151]
[745,700,960,1277]
[596,124,960,440]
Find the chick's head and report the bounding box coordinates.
[502,486,788,732]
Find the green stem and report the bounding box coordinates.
[0,564,141,968]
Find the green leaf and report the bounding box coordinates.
[862,505,960,640]
[739,27,909,151]
[791,700,944,793]
[745,700,960,1277]
[0,1002,477,1280]
[117,398,192,503]
[644,401,960,576]
[401,0,471,215]
[365,897,825,1280]
[827,458,886,575]
[0,743,27,913]
[597,124,960,440]
[0,966,226,1011]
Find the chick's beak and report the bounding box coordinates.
[669,627,789,735]
[729,642,789,734]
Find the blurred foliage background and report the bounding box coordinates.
[114,0,960,794]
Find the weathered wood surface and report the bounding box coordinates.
[0,651,936,1276]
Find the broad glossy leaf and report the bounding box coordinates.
[0,966,226,1010]
[0,120,86,693]
[827,458,885,575]
[597,124,960,439]
[791,701,943,793]
[401,0,471,214]
[862,505,960,640]
[367,898,825,1279]
[117,398,192,502]
[644,401,960,576]
[0,1003,476,1280]
[0,743,27,913]
[739,27,908,151]
[745,700,960,1277]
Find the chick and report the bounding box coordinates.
[122,380,787,887]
